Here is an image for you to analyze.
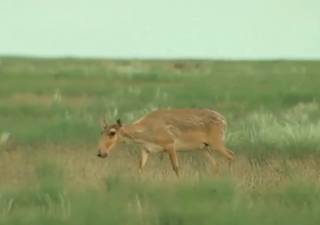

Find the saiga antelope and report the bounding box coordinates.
[97,109,234,176]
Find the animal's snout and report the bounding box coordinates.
[97,151,108,158]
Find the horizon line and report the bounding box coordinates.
[1,54,320,61]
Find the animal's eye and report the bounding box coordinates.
[109,131,116,137]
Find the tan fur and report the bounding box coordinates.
[97,109,234,176]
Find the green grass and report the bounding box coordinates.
[0,160,320,225]
[1,57,320,224]
[1,58,320,156]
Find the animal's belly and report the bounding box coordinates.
[137,139,204,153]
[174,139,204,151]
[142,142,164,153]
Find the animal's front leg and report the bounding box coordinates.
[165,143,180,177]
[139,149,149,174]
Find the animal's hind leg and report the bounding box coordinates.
[139,149,149,174]
[208,139,235,166]
[216,146,234,167]
[225,148,235,158]
[215,145,233,159]
[224,147,235,167]
[203,148,219,174]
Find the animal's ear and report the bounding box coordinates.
[116,119,122,127]
[101,118,108,128]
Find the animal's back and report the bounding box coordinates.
[132,108,227,151]
[140,108,226,131]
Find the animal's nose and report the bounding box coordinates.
[97,151,108,158]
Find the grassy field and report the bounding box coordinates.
[1,57,320,224]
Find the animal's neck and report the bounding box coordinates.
[119,123,140,140]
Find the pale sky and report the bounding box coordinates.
[0,0,319,59]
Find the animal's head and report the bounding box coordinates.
[97,119,122,158]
